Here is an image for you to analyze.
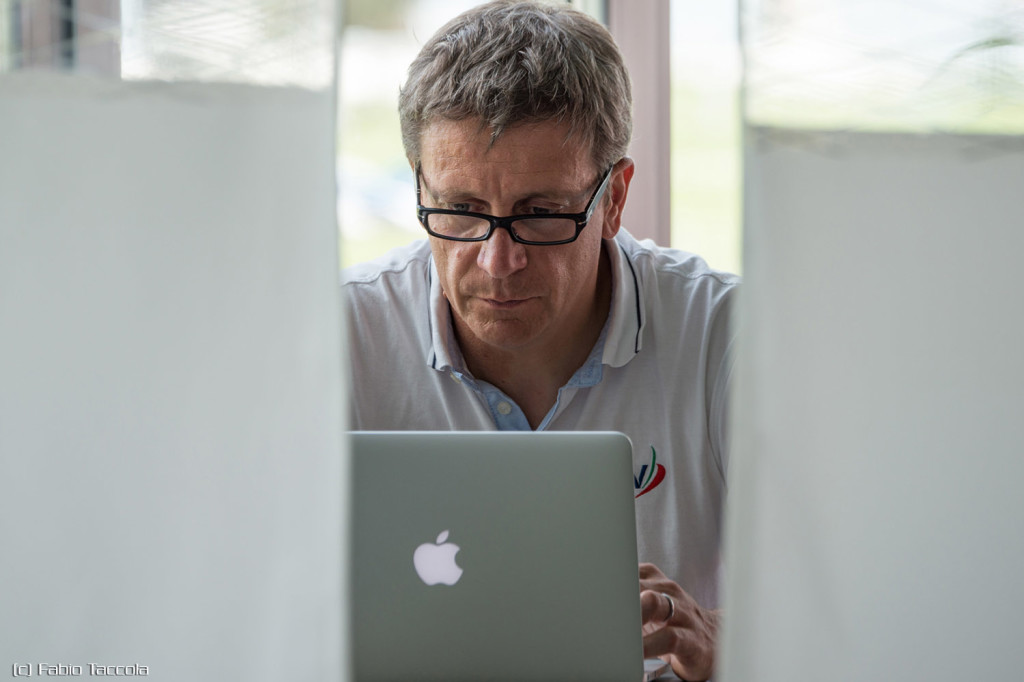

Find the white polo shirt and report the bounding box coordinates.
[342,230,739,608]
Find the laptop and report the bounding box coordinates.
[350,431,672,682]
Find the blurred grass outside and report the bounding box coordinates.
[338,97,420,268]
[671,81,743,275]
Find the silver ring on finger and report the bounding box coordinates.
[660,592,675,621]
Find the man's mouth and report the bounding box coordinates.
[481,296,532,308]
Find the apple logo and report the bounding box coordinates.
[413,530,464,586]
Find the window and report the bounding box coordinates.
[670,0,741,274]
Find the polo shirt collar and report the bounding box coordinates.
[602,232,646,367]
[426,260,466,373]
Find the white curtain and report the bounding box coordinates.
[0,3,346,679]
[722,2,1024,680]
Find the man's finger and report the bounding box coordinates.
[642,623,678,659]
[638,562,662,580]
[643,627,712,682]
[640,589,674,624]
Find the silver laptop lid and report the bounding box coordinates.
[350,431,644,682]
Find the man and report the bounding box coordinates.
[342,2,737,679]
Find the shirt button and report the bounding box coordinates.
[496,401,512,415]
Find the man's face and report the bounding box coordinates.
[418,117,629,357]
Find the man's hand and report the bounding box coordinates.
[639,562,720,682]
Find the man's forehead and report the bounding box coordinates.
[419,117,594,175]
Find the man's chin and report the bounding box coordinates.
[464,316,544,352]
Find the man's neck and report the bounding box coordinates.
[454,246,613,429]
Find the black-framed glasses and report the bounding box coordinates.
[416,166,613,246]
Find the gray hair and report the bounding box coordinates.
[398,0,632,171]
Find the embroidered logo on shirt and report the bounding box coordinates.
[634,446,666,498]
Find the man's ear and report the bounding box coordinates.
[601,157,635,239]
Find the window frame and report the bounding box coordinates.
[606,0,671,246]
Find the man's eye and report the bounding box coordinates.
[449,203,471,212]
[529,206,556,215]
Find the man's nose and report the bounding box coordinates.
[476,226,528,278]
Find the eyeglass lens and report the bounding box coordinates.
[422,214,578,243]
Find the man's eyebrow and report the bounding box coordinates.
[424,178,586,205]
[417,174,449,203]
[426,184,473,202]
